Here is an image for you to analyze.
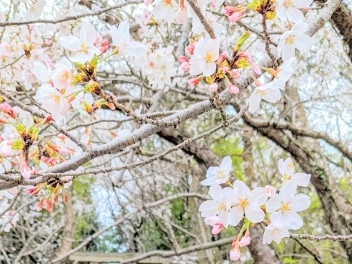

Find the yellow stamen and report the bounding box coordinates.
[205,52,214,63]
[239,199,248,208]
[217,169,226,179]
[217,202,226,212]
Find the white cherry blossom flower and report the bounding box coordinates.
[278,158,311,187]
[263,223,290,244]
[276,0,313,23]
[277,23,313,61]
[189,39,220,77]
[266,181,310,230]
[274,57,296,82]
[227,180,268,226]
[248,80,285,113]
[199,184,237,227]
[59,23,100,63]
[110,21,147,58]
[153,0,177,24]
[201,156,232,186]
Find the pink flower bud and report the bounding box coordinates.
[228,10,245,24]
[209,83,218,93]
[178,55,189,63]
[229,84,239,94]
[265,185,276,197]
[239,231,251,247]
[37,198,44,211]
[186,43,195,56]
[99,39,110,54]
[187,77,200,86]
[218,51,228,63]
[229,70,241,79]
[144,0,153,5]
[180,62,190,71]
[212,223,224,234]
[21,166,31,180]
[230,248,241,261]
[251,62,262,75]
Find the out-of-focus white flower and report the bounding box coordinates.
[60,23,100,63]
[276,0,313,23]
[201,156,232,186]
[153,0,177,24]
[278,158,311,187]
[110,21,147,58]
[263,223,290,244]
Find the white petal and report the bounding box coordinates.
[233,180,250,199]
[276,6,287,20]
[245,204,265,223]
[59,36,81,51]
[292,22,308,34]
[287,7,304,23]
[32,62,50,82]
[292,173,311,187]
[80,23,97,45]
[282,45,296,61]
[266,194,281,213]
[248,187,267,205]
[228,206,244,226]
[294,0,313,8]
[248,90,262,113]
[220,156,232,174]
[209,184,223,200]
[295,34,313,53]
[203,62,216,77]
[279,181,297,203]
[263,88,281,103]
[291,193,310,212]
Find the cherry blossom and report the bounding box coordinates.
[199,184,236,227]
[276,0,313,23]
[59,23,100,63]
[266,181,310,230]
[201,156,232,186]
[110,21,147,58]
[277,23,313,61]
[228,180,267,226]
[153,0,177,24]
[248,80,285,113]
[278,158,311,187]
[263,223,290,244]
[189,39,220,77]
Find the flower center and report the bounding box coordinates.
[205,52,214,63]
[164,0,172,5]
[280,202,291,212]
[283,0,293,7]
[257,89,267,97]
[81,43,89,53]
[286,35,295,45]
[217,169,226,179]
[217,202,226,212]
[239,199,248,208]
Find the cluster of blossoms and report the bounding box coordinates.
[147,0,314,114]
[199,156,311,261]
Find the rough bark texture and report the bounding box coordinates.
[56,198,75,260]
[318,0,352,61]
[159,128,282,264]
